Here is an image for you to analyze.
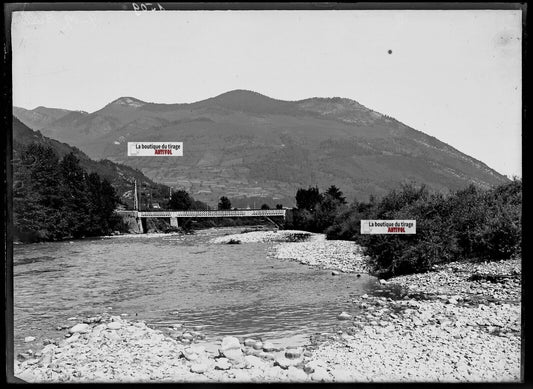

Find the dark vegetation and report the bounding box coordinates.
[289,180,522,278]
[13,116,170,210]
[13,143,121,242]
[167,190,209,211]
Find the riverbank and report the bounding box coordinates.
[14,230,521,382]
[306,258,521,382]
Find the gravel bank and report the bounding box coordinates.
[212,230,369,274]
[306,258,521,382]
[210,229,313,244]
[272,235,368,273]
[14,315,321,382]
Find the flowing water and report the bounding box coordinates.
[13,227,397,356]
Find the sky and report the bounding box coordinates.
[11,10,522,177]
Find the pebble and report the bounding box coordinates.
[337,312,352,320]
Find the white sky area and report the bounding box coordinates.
[11,10,522,177]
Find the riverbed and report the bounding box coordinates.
[13,227,387,358]
[13,228,521,382]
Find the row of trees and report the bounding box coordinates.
[13,143,120,242]
[168,192,283,211]
[290,180,522,277]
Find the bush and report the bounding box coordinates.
[317,180,521,277]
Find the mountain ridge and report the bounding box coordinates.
[13,90,508,207]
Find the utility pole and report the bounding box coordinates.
[133,180,139,211]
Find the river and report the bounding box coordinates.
[13,227,393,356]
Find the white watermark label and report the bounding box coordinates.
[361,220,416,234]
[127,142,183,156]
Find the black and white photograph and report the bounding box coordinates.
[5,3,524,383]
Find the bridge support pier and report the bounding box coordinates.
[137,217,144,234]
[170,217,179,228]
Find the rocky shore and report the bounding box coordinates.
[15,230,521,382]
[307,259,521,382]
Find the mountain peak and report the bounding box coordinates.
[108,97,147,108]
[199,89,292,114]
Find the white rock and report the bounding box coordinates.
[337,312,352,320]
[223,349,244,363]
[107,322,122,330]
[190,362,209,374]
[215,358,232,370]
[311,367,331,382]
[262,341,276,352]
[243,338,256,347]
[244,355,263,368]
[220,336,241,352]
[24,336,36,343]
[69,323,90,334]
[287,366,308,381]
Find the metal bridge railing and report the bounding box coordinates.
[116,209,286,218]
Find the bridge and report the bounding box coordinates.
[116,209,287,233]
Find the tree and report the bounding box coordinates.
[168,190,193,210]
[218,196,232,210]
[326,185,347,204]
[59,152,90,238]
[295,186,322,211]
[260,203,270,210]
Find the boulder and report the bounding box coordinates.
[243,338,256,347]
[244,355,263,368]
[311,367,331,382]
[262,341,276,352]
[274,357,291,370]
[190,362,209,374]
[223,349,244,363]
[252,341,263,350]
[220,336,241,352]
[24,336,36,343]
[287,366,308,381]
[69,323,90,334]
[285,349,302,359]
[214,358,232,370]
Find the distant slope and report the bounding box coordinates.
[14,90,509,206]
[13,106,73,130]
[12,116,169,208]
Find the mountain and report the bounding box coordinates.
[12,116,169,207]
[13,106,73,130]
[13,90,509,206]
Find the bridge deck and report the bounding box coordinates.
[116,209,286,218]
